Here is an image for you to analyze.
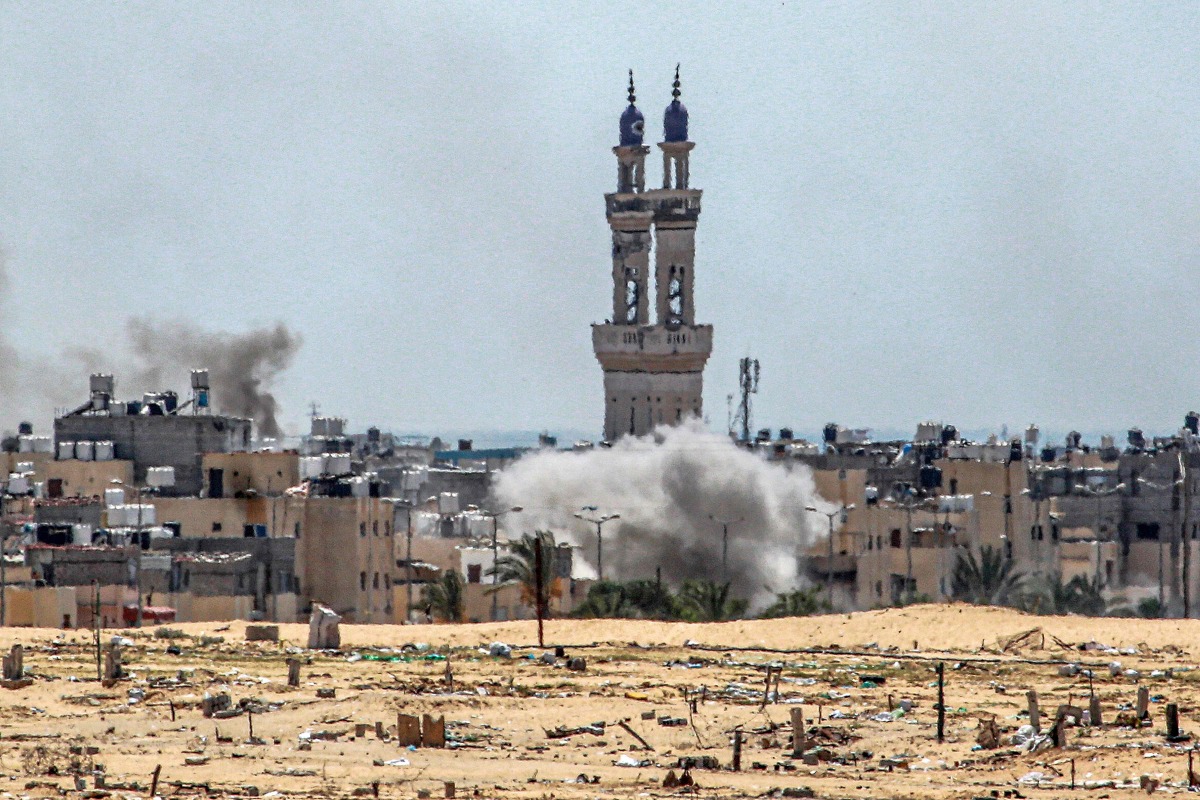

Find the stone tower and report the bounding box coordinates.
[593,68,713,441]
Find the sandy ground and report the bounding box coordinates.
[0,605,1197,799]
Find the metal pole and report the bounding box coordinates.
[721,522,728,582]
[0,490,6,627]
[1183,459,1193,618]
[491,514,499,620]
[826,514,834,609]
[905,501,914,603]
[135,485,143,628]
[596,521,604,582]
[406,506,414,623]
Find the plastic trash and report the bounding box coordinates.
[489,642,512,658]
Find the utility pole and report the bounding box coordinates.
[0,490,7,627]
[485,506,523,620]
[706,514,743,583]
[575,508,620,582]
[1183,453,1193,618]
[806,504,855,609]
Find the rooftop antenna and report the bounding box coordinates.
[734,357,760,443]
[308,401,320,419]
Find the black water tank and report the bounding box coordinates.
[919,465,943,489]
[1187,413,1199,435]
[823,423,838,444]
[779,427,794,441]
[17,422,32,435]
[458,439,473,451]
[1128,428,1146,449]
[941,425,958,444]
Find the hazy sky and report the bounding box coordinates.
[1,3,1198,441]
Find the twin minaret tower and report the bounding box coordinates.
[592,68,713,441]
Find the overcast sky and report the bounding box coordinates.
[1,3,1197,442]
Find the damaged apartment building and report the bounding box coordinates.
[764,416,1200,615]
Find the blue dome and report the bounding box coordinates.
[663,99,688,142]
[619,103,645,147]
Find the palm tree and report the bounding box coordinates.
[573,579,681,620]
[951,545,1024,606]
[573,581,636,618]
[1022,571,1112,617]
[421,569,465,623]
[677,579,747,622]
[488,530,563,614]
[761,587,829,618]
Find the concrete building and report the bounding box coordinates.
[54,372,252,497]
[593,70,712,440]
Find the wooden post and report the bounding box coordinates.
[936,662,945,743]
[248,709,254,740]
[169,699,175,722]
[533,538,545,648]
[150,764,161,798]
[286,658,300,688]
[1167,703,1181,740]
[93,581,102,682]
[1027,690,1040,733]
[1190,748,1197,787]
[731,728,742,771]
[1070,758,1075,789]
[444,658,453,692]
[790,707,805,757]
[759,667,773,710]
[1137,686,1149,721]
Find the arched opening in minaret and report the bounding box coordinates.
[623,266,640,323]
[667,266,684,323]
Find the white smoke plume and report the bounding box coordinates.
[493,422,832,606]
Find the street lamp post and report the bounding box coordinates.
[1139,474,1184,613]
[806,504,855,609]
[110,478,148,627]
[1072,482,1126,587]
[482,506,523,621]
[706,514,743,583]
[574,508,620,582]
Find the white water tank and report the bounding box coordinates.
[326,453,352,475]
[146,466,175,488]
[75,441,94,461]
[349,476,368,497]
[72,524,93,546]
[94,441,114,461]
[106,505,128,527]
[57,441,76,461]
[104,488,125,508]
[7,474,29,495]
[299,456,324,480]
[438,492,460,515]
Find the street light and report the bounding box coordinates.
[1138,475,1183,612]
[481,506,523,620]
[706,514,744,583]
[806,504,855,609]
[110,478,150,627]
[1072,482,1126,586]
[574,508,620,582]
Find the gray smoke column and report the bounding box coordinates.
[493,422,831,606]
[124,317,301,437]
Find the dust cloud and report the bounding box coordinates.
[494,422,830,606]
